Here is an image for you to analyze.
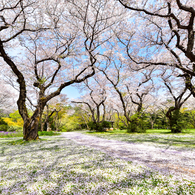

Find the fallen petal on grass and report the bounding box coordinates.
[0,135,195,194]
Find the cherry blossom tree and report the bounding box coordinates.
[118,0,195,97]
[98,48,155,132]
[145,96,161,129]
[0,80,16,115]
[160,70,191,132]
[0,0,123,140]
[72,74,108,131]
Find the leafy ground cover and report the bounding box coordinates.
[0,135,195,194]
[86,129,195,149]
[0,131,23,138]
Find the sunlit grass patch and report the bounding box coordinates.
[0,137,194,194]
[86,129,195,149]
[38,131,61,136]
[146,129,172,134]
[87,129,127,135]
[0,130,60,139]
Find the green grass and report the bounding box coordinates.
[0,131,60,139]
[0,131,23,138]
[87,128,195,134]
[0,138,49,145]
[146,129,172,134]
[87,129,127,134]
[38,131,61,136]
[85,129,195,149]
[147,128,195,134]
[86,129,171,135]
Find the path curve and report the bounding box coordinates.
[60,132,195,181]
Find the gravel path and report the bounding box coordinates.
[60,132,195,181]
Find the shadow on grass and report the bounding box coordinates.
[1,137,194,194]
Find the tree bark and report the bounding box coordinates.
[166,107,182,133]
[23,116,40,141]
[22,96,46,140]
[151,121,154,129]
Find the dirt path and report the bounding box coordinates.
[60,132,195,181]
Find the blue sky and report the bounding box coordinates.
[62,86,81,100]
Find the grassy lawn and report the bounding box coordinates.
[0,134,195,194]
[0,131,61,139]
[86,129,195,149]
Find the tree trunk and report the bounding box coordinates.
[47,121,51,131]
[40,113,43,132]
[22,100,45,140]
[23,117,40,141]
[54,111,60,131]
[151,121,154,129]
[166,107,182,133]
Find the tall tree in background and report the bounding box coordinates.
[161,70,191,132]
[72,73,108,131]
[97,40,155,132]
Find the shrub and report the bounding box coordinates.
[60,126,68,132]
[59,117,81,132]
[101,121,112,128]
[2,117,15,126]
[88,121,113,132]
[80,123,88,129]
[38,131,60,136]
[0,124,8,131]
[169,109,185,133]
[127,113,146,133]
[88,121,97,131]
[116,122,127,130]
[0,118,8,131]
[0,117,7,125]
[8,126,23,132]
